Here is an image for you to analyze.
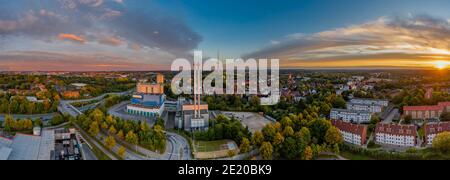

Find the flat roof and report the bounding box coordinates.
[6,130,54,160]
[331,108,371,114]
[0,147,12,160]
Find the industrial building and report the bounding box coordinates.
[127,74,166,117]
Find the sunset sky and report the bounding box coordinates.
[2,0,450,71]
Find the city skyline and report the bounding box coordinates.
[2,0,450,71]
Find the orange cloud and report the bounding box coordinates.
[58,33,85,43]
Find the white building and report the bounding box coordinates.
[330,108,372,124]
[375,124,417,147]
[331,120,367,145]
[347,102,383,113]
[424,122,450,145]
[350,98,389,107]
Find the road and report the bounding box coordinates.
[73,123,118,160]
[165,132,192,160]
[0,113,55,121]
[61,90,134,104]
[107,101,153,125]
[382,108,399,124]
[58,89,193,160]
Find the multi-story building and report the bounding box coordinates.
[375,123,417,147]
[127,74,166,117]
[331,120,367,145]
[424,122,450,145]
[347,102,383,113]
[127,94,166,117]
[437,102,450,112]
[175,97,209,131]
[403,105,444,120]
[350,98,389,107]
[330,108,372,124]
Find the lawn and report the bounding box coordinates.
[340,151,374,160]
[194,140,234,152]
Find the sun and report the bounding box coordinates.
[432,61,450,69]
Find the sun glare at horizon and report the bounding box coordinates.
[431,60,450,69]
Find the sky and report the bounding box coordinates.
[2,0,450,71]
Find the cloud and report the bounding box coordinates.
[58,33,85,43]
[97,35,124,46]
[0,0,201,56]
[245,14,450,68]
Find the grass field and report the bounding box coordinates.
[194,140,234,152]
[193,139,239,159]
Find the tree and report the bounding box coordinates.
[404,115,412,124]
[227,150,237,158]
[34,118,43,127]
[125,131,139,145]
[23,119,33,130]
[90,109,104,123]
[240,137,251,153]
[283,126,294,137]
[325,126,343,145]
[101,122,109,130]
[281,137,300,159]
[155,117,165,129]
[105,136,116,151]
[440,112,450,122]
[333,143,340,154]
[252,131,264,146]
[273,132,285,151]
[89,121,100,137]
[303,146,313,160]
[262,124,277,142]
[332,96,346,108]
[308,119,331,144]
[108,125,117,135]
[3,115,15,132]
[299,127,311,144]
[260,142,273,160]
[118,146,126,159]
[432,132,450,153]
[50,114,64,126]
[117,130,124,139]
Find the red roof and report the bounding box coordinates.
[403,105,443,111]
[438,102,450,107]
[425,122,450,135]
[375,123,417,136]
[331,120,367,136]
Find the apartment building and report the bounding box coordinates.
[424,122,450,145]
[350,98,389,107]
[375,123,417,147]
[330,108,372,124]
[331,120,367,145]
[347,102,383,113]
[403,105,444,120]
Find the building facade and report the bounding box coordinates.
[175,97,209,131]
[424,122,450,145]
[403,105,444,120]
[350,98,389,107]
[330,108,372,124]
[331,120,367,145]
[375,123,417,147]
[347,102,383,113]
[127,74,166,117]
